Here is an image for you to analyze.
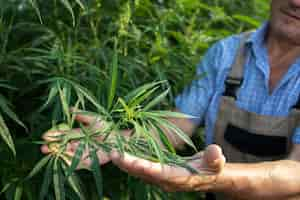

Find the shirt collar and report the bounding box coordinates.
[245,21,269,47]
[244,22,270,78]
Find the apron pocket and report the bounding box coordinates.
[224,123,287,157]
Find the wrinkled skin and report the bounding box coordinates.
[110,145,226,192]
[269,0,300,45]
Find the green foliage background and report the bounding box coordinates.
[0,0,269,199]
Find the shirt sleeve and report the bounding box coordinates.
[175,42,222,125]
[292,127,300,144]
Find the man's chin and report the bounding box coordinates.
[272,23,300,45]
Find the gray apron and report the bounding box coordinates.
[207,32,300,200]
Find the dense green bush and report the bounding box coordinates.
[0,0,269,199]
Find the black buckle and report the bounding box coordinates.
[223,77,243,99]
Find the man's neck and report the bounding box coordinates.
[266,29,300,68]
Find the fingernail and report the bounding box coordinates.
[110,150,121,160]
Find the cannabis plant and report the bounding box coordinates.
[29,77,200,200]
[0,81,25,156]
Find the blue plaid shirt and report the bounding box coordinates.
[175,22,300,145]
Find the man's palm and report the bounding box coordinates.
[110,144,226,192]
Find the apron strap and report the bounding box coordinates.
[223,31,252,99]
[292,96,300,109]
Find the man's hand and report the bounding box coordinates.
[110,144,226,192]
[40,110,111,169]
[108,142,300,200]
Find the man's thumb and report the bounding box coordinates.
[204,144,226,172]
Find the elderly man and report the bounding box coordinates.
[42,0,300,199]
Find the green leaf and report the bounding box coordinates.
[143,88,169,111]
[233,14,260,27]
[107,39,118,110]
[90,147,103,200]
[62,163,86,200]
[131,121,143,141]
[75,0,85,9]
[149,121,176,154]
[61,130,85,143]
[0,83,17,90]
[66,141,85,177]
[0,182,12,195]
[59,0,75,26]
[14,184,23,200]
[118,98,133,120]
[0,94,26,129]
[147,134,164,164]
[69,81,109,116]
[149,116,197,151]
[115,132,125,155]
[26,155,52,180]
[129,86,160,108]
[67,175,86,200]
[58,85,71,124]
[28,0,43,23]
[53,159,65,200]
[143,122,165,163]
[144,110,197,119]
[0,114,16,156]
[40,85,58,111]
[38,77,109,117]
[124,81,165,103]
[131,121,163,163]
[39,158,54,200]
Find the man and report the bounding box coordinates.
[42,0,300,199]
[110,0,300,199]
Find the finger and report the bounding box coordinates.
[42,131,65,142]
[204,145,226,172]
[96,149,111,165]
[41,144,50,154]
[64,151,90,170]
[65,140,80,153]
[122,129,132,138]
[160,184,177,192]
[110,151,191,181]
[73,111,102,127]
[187,152,219,175]
[43,127,82,143]
[69,107,78,113]
[65,142,86,162]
